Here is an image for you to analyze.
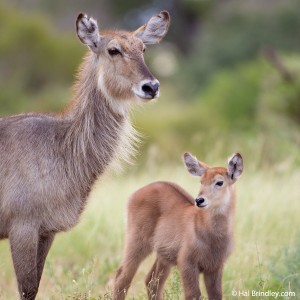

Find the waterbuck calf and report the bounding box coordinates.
[113,153,243,300]
[0,11,170,300]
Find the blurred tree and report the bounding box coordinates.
[0,3,84,114]
[4,0,114,31]
[261,51,300,125]
[0,4,84,91]
[180,0,300,96]
[5,0,213,54]
[0,0,299,161]
[113,0,212,54]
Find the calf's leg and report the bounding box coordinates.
[113,244,151,300]
[145,257,171,300]
[203,267,223,300]
[178,258,201,300]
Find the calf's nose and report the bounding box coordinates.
[195,197,205,207]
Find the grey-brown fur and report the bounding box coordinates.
[0,52,130,300]
[0,11,170,300]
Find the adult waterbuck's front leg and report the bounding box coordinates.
[9,224,40,300]
[36,233,55,288]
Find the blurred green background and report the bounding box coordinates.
[0,0,299,299]
[1,0,300,168]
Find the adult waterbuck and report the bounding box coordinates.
[0,11,170,300]
[114,153,243,300]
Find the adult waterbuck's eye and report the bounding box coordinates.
[216,181,224,187]
[108,47,121,56]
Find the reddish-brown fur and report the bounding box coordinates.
[113,153,243,300]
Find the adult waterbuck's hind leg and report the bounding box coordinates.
[145,257,171,300]
[9,224,39,300]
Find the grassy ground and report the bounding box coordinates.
[0,162,299,299]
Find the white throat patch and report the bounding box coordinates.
[97,72,132,116]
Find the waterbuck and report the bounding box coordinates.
[113,153,243,300]
[0,11,170,300]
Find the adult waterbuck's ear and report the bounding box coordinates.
[183,152,208,177]
[228,153,243,181]
[134,11,170,44]
[76,13,102,53]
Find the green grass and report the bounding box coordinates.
[0,164,299,299]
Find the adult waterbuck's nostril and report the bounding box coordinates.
[142,81,160,98]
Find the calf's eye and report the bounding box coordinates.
[216,181,223,187]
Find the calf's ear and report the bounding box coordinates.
[183,152,208,177]
[228,153,243,181]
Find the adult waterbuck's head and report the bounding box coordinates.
[76,11,170,108]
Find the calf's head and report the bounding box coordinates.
[184,152,243,211]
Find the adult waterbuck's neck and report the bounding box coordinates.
[61,11,170,196]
